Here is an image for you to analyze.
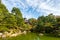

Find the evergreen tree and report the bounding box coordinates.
[12,7,24,27]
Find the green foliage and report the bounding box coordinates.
[0,26,9,32]
[28,18,37,27]
[0,1,24,32]
[11,7,24,27]
[33,14,58,33]
[22,24,32,30]
[0,0,60,37]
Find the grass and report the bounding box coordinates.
[39,35,60,40]
[0,33,60,40]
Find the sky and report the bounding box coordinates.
[2,0,60,19]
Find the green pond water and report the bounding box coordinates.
[0,33,60,40]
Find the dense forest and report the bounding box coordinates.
[0,0,60,37]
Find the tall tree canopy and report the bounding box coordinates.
[11,7,24,27]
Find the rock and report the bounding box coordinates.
[39,33,44,36]
[6,33,11,37]
[2,35,6,38]
[0,33,3,35]
[23,31,26,34]
[10,33,18,37]
[0,33,3,37]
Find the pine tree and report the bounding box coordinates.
[12,7,24,27]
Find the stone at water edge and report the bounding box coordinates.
[39,33,44,36]
[23,31,27,34]
[0,33,3,37]
[10,33,18,37]
[2,35,6,38]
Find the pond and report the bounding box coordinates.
[0,33,60,40]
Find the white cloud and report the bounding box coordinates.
[2,0,60,19]
[25,0,60,16]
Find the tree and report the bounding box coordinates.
[4,13,17,29]
[11,7,24,27]
[33,14,57,33]
[28,18,37,27]
[0,0,9,32]
[0,3,8,13]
